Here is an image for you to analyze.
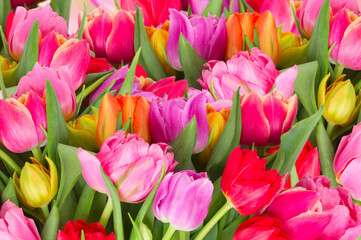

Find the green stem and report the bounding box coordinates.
[31,146,43,162]
[290,165,299,187]
[194,201,233,240]
[99,198,113,228]
[0,149,21,175]
[162,225,176,240]
[41,205,50,220]
[326,123,335,138]
[334,64,344,80]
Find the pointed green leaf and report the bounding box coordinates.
[56,144,82,209]
[272,106,324,174]
[134,6,166,80]
[77,71,114,102]
[0,64,7,99]
[77,3,87,41]
[0,0,11,32]
[169,117,197,171]
[118,48,141,96]
[0,26,12,61]
[50,0,71,21]
[16,21,39,82]
[307,0,330,82]
[1,179,18,206]
[178,34,207,89]
[41,202,59,240]
[73,185,95,222]
[206,88,242,181]
[202,0,222,17]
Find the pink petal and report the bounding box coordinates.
[275,65,298,99]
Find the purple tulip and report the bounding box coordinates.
[167,9,226,71]
[153,170,213,231]
[149,92,209,154]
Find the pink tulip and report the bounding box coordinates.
[143,77,188,99]
[17,63,76,121]
[199,48,298,100]
[0,200,41,240]
[149,92,209,154]
[153,170,213,231]
[7,4,68,61]
[167,10,226,71]
[0,91,46,153]
[240,91,297,146]
[334,123,361,200]
[83,8,135,64]
[78,130,177,203]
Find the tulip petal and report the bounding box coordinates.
[338,156,361,200]
[38,31,61,67]
[275,65,298,99]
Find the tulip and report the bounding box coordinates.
[224,11,279,64]
[83,8,135,64]
[153,170,213,231]
[7,4,68,61]
[143,77,188,99]
[146,21,174,75]
[57,219,115,240]
[221,147,285,215]
[329,8,361,70]
[182,0,239,15]
[265,175,361,239]
[17,63,77,121]
[167,9,226,71]
[334,123,361,200]
[67,110,99,152]
[318,74,361,126]
[0,200,41,240]
[0,91,46,153]
[78,130,177,203]
[198,105,229,169]
[13,157,57,209]
[149,92,209,154]
[10,0,41,7]
[96,93,151,146]
[86,56,114,74]
[233,216,289,240]
[38,31,66,68]
[0,55,18,87]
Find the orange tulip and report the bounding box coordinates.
[96,93,151,147]
[225,11,279,64]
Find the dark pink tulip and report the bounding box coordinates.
[153,170,213,231]
[167,9,226,71]
[7,4,68,61]
[0,200,41,239]
[149,92,209,154]
[10,0,41,8]
[334,123,361,200]
[0,91,46,153]
[83,8,135,64]
[78,131,177,203]
[17,63,76,121]
[143,77,188,99]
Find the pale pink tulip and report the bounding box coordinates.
[78,130,177,203]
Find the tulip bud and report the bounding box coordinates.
[318,74,361,126]
[0,56,18,87]
[13,157,58,208]
[146,21,174,76]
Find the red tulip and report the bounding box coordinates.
[57,220,115,240]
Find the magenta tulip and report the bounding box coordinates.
[0,200,41,240]
[153,170,213,231]
[78,130,177,203]
[199,48,298,100]
[10,0,41,7]
[143,77,188,100]
[17,63,76,121]
[149,92,209,154]
[0,91,46,153]
[83,8,135,64]
[167,9,226,71]
[334,123,361,200]
[7,4,68,61]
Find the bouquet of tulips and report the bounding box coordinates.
[1,0,361,239]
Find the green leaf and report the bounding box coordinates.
[291,2,305,39]
[46,80,69,166]
[271,106,324,174]
[77,3,87,41]
[307,0,330,83]
[169,117,197,171]
[56,144,82,209]
[59,191,77,229]
[0,26,12,61]
[134,6,166,80]
[50,0,71,21]
[205,178,225,223]
[41,202,59,240]
[178,34,207,89]
[293,61,319,115]
[1,179,18,206]
[118,48,141,96]
[73,185,95,222]
[316,121,336,186]
[16,21,39,82]
[202,0,222,17]
[0,64,7,99]
[128,214,143,240]
[76,71,114,102]
[81,230,85,240]
[219,215,248,240]
[0,0,11,32]
[206,88,242,181]
[100,168,124,240]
